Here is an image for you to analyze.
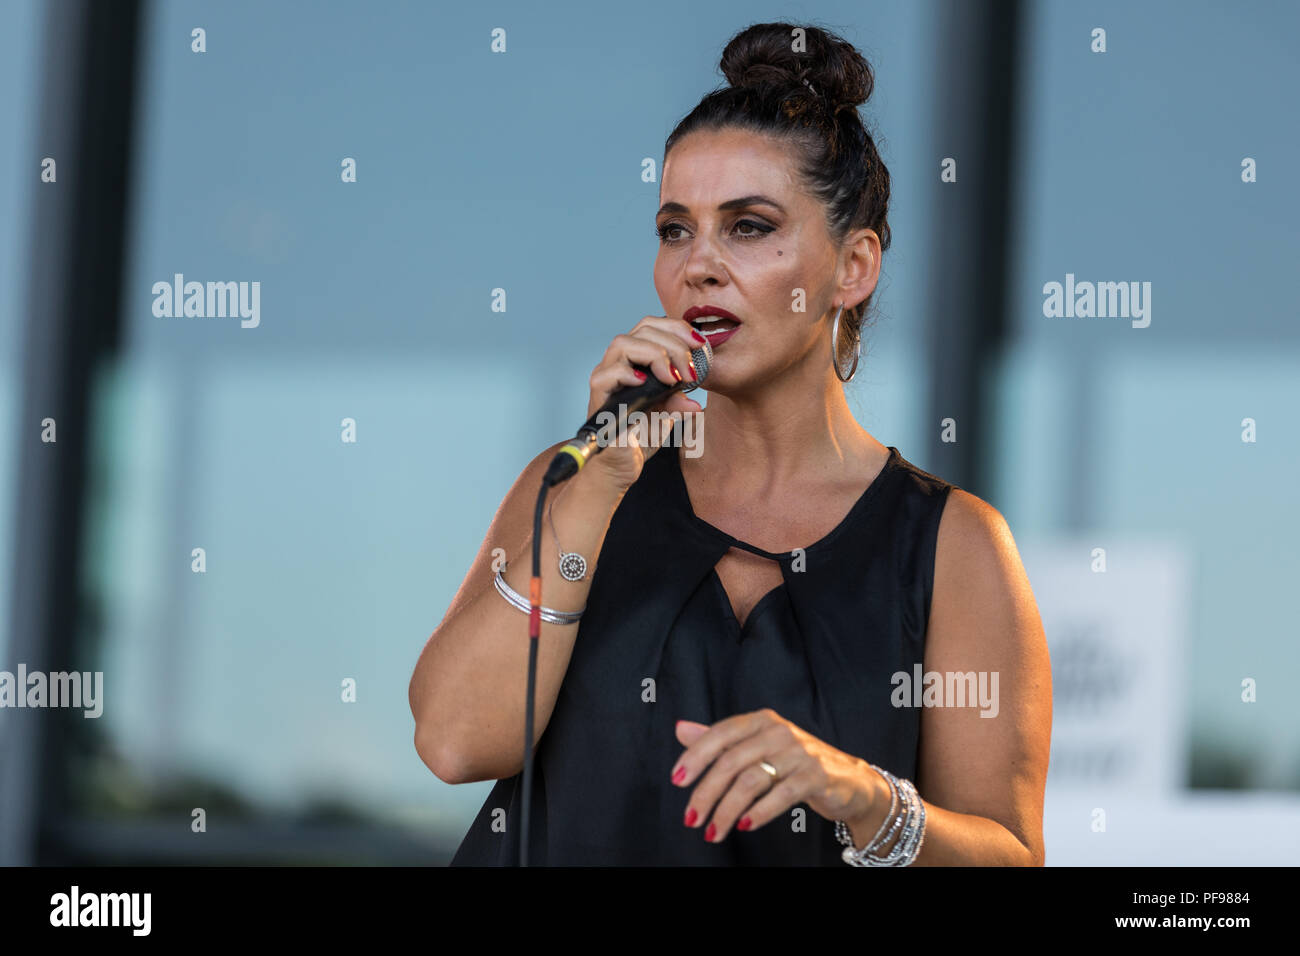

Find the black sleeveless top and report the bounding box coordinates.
[450,442,955,866]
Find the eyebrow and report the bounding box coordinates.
[656,195,787,217]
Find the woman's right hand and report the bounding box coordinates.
[582,315,707,493]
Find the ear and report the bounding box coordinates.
[839,227,881,307]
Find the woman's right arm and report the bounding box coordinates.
[408,442,629,784]
[409,313,707,784]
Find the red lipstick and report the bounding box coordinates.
[682,305,741,347]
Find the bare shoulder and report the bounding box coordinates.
[930,487,1041,645]
[937,488,1015,557]
[941,489,1029,600]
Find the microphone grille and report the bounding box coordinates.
[680,337,713,392]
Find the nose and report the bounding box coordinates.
[683,231,729,287]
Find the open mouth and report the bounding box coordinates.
[691,317,740,336]
[684,305,742,345]
[689,318,740,347]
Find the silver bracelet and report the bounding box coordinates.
[874,775,925,866]
[548,494,592,582]
[835,763,895,857]
[872,777,926,866]
[865,767,901,849]
[493,568,584,625]
[834,764,927,867]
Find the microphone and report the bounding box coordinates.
[520,335,711,864]
[543,337,713,487]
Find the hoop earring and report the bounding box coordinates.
[830,304,861,383]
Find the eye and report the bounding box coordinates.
[655,218,775,244]
[733,219,775,239]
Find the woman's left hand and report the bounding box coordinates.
[671,708,878,842]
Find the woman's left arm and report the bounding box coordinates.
[846,489,1053,865]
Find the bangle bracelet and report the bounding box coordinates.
[493,568,584,625]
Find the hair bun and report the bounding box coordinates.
[720,22,874,113]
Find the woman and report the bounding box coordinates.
[409,21,1052,866]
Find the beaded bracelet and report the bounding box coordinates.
[834,764,927,867]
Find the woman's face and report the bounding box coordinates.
[654,127,846,394]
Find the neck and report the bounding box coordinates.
[689,357,874,494]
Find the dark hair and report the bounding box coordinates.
[664,22,891,368]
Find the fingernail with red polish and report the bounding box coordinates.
[684,807,697,826]
[738,816,752,831]
[691,331,706,344]
[634,370,647,381]
[704,822,716,842]
[671,765,686,785]
[670,365,682,383]
[687,363,697,381]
